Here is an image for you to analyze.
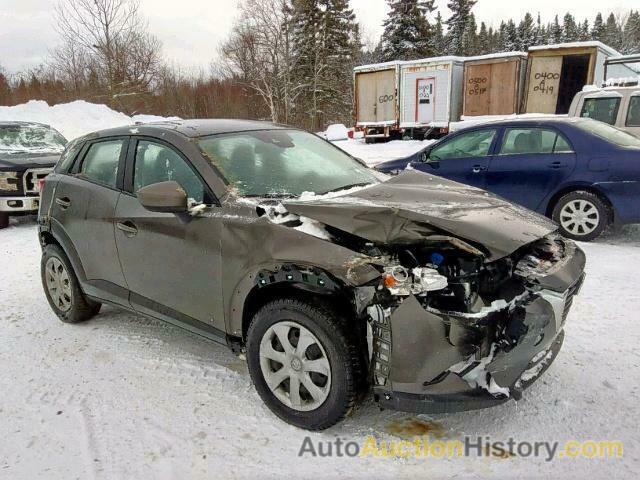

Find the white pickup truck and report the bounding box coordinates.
[568,86,640,137]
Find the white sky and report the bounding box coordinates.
[0,0,637,74]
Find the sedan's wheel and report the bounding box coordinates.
[41,244,101,323]
[553,191,609,241]
[247,298,361,430]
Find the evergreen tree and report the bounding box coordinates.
[319,0,359,122]
[499,19,518,51]
[603,13,623,50]
[562,13,579,42]
[461,12,478,55]
[381,0,434,61]
[591,13,605,41]
[622,10,640,53]
[431,11,446,56]
[517,13,536,51]
[579,20,590,41]
[550,15,563,43]
[534,12,545,46]
[445,0,477,55]
[477,22,490,55]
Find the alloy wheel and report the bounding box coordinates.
[259,321,331,412]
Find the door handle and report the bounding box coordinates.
[116,221,138,236]
[472,165,487,173]
[548,161,566,169]
[55,197,71,209]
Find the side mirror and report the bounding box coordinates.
[137,181,188,213]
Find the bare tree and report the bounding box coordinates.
[53,0,162,99]
[220,0,296,123]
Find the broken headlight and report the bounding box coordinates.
[382,265,448,296]
[0,171,19,192]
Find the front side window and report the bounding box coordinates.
[134,140,206,203]
[79,140,124,188]
[500,128,573,155]
[197,129,379,197]
[430,129,497,160]
[580,97,621,125]
[626,96,640,127]
[55,138,84,174]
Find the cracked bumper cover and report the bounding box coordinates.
[372,245,586,414]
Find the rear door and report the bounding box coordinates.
[114,137,224,330]
[486,127,577,211]
[416,78,436,123]
[50,137,129,304]
[623,95,640,137]
[415,128,498,189]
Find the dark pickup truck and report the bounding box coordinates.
[0,122,67,228]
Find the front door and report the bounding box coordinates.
[416,78,436,124]
[486,127,577,211]
[50,137,129,305]
[114,138,225,331]
[414,128,498,189]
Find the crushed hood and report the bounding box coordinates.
[283,170,556,261]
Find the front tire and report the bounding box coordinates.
[552,191,609,241]
[246,298,361,430]
[41,244,101,323]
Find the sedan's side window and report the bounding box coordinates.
[79,140,124,188]
[626,96,640,127]
[500,128,573,155]
[134,140,205,204]
[429,129,497,160]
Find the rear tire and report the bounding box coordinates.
[41,244,101,323]
[246,298,361,430]
[552,190,609,242]
[0,212,9,229]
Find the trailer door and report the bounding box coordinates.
[525,56,562,114]
[416,78,436,123]
[376,69,397,122]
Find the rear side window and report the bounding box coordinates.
[500,128,573,155]
[580,97,621,125]
[79,140,124,188]
[626,96,640,127]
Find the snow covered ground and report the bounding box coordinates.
[1,216,639,479]
[331,137,432,166]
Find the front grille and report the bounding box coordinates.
[23,168,52,194]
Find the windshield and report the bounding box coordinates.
[0,124,67,154]
[575,118,640,148]
[197,129,379,197]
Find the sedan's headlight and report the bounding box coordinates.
[0,171,19,192]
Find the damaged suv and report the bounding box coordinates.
[38,120,585,430]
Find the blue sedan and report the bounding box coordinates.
[375,117,640,241]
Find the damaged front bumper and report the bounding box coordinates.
[370,242,586,414]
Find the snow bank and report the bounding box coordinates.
[0,100,178,141]
[325,123,349,141]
